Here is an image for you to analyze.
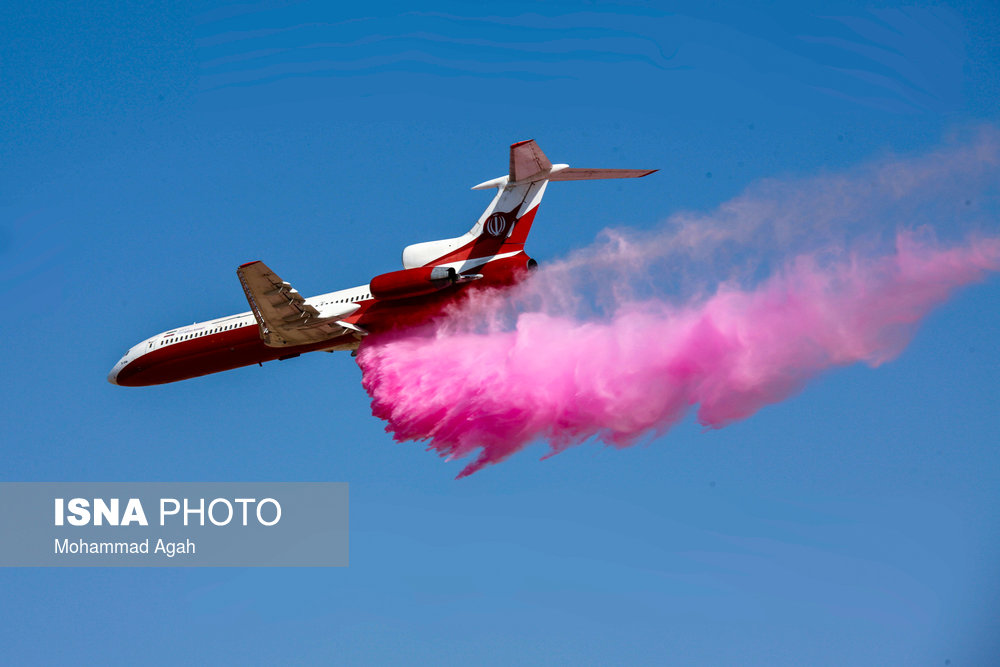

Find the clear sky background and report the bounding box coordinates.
[2,1,999,665]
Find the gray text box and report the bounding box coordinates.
[0,483,348,567]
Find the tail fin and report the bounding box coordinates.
[401,140,655,269]
[509,139,553,182]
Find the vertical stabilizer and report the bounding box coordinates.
[401,140,655,269]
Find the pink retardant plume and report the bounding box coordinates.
[358,233,1000,477]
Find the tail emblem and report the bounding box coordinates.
[485,213,509,237]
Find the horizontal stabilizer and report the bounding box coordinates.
[504,140,656,184]
[549,167,657,181]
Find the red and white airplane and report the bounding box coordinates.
[108,141,655,386]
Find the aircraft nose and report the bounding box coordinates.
[108,355,126,385]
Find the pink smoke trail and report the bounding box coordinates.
[358,131,1000,477]
[359,234,1000,477]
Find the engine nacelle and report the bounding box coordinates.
[369,266,457,301]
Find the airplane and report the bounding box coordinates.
[108,140,655,386]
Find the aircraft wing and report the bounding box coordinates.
[237,261,360,347]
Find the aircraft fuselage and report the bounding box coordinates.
[109,253,528,386]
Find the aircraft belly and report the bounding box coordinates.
[115,327,356,386]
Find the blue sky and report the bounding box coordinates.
[2,1,999,664]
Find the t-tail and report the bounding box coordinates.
[401,140,656,270]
